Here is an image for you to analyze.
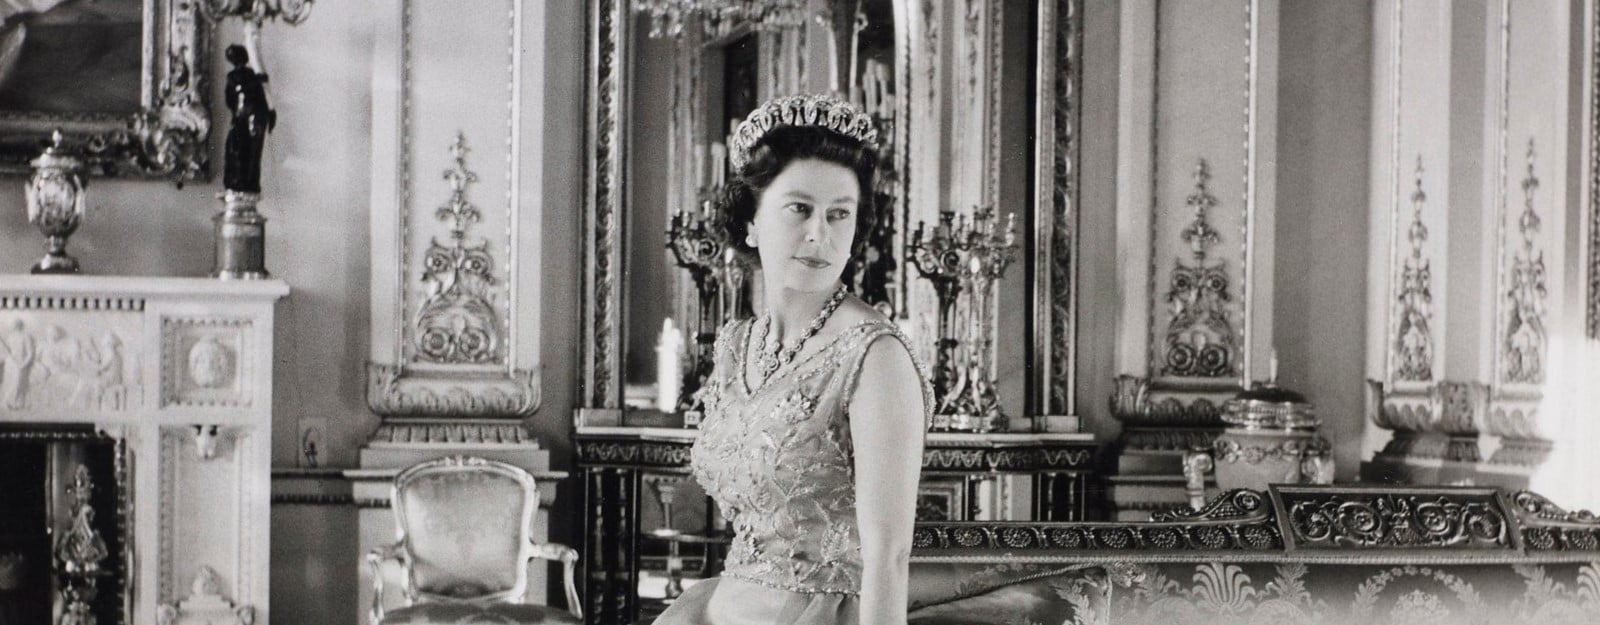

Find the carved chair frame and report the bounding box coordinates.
[366,456,581,623]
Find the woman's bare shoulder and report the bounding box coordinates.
[831,295,893,329]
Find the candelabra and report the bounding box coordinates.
[666,192,746,421]
[908,208,1018,432]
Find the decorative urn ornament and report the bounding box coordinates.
[1182,353,1334,510]
[24,130,88,274]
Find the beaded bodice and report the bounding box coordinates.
[690,316,929,595]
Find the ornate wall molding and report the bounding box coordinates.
[1033,0,1084,417]
[1392,156,1436,382]
[365,362,538,418]
[368,0,542,424]
[1591,0,1600,339]
[584,0,626,410]
[1501,139,1548,385]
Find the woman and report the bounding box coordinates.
[653,94,931,625]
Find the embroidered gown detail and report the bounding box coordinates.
[651,316,932,624]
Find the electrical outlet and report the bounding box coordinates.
[297,417,327,468]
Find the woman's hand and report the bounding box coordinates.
[850,333,926,625]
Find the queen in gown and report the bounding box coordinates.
[651,95,932,625]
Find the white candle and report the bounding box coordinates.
[711,143,727,186]
[657,318,683,411]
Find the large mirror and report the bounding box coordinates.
[0,0,210,181]
[587,0,1058,431]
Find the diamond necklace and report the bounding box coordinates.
[755,285,848,383]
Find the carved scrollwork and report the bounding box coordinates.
[584,0,625,410]
[1149,489,1271,523]
[1279,490,1512,550]
[1502,139,1548,385]
[1510,491,1600,525]
[1392,156,1435,382]
[1162,160,1242,379]
[413,133,506,366]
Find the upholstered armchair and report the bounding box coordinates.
[367,456,582,625]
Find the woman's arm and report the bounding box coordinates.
[850,334,926,625]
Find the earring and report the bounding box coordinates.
[746,234,757,247]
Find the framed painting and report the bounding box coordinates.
[0,0,209,182]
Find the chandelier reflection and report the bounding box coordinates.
[633,0,817,38]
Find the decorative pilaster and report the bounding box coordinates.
[364,0,545,440]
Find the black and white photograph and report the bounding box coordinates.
[1,1,1599,624]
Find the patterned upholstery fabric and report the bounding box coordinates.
[399,470,527,598]
[381,602,581,625]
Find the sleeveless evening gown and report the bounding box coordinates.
[651,316,931,625]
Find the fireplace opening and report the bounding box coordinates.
[0,424,128,625]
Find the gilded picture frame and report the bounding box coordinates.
[0,0,209,182]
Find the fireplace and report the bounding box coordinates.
[0,424,128,625]
[0,276,286,625]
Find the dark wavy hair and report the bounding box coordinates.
[720,125,878,266]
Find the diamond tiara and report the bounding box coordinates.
[728,94,879,172]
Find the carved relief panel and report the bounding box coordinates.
[0,311,142,414]
[367,0,545,421]
[162,318,253,408]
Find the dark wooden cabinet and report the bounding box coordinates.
[575,429,1100,625]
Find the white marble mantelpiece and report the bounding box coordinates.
[0,275,288,625]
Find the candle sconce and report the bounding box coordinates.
[908,207,1018,432]
[666,189,749,423]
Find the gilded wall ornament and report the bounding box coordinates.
[1162,160,1241,378]
[1393,156,1435,382]
[1503,139,1547,385]
[414,133,505,366]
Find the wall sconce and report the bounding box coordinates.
[192,425,221,460]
